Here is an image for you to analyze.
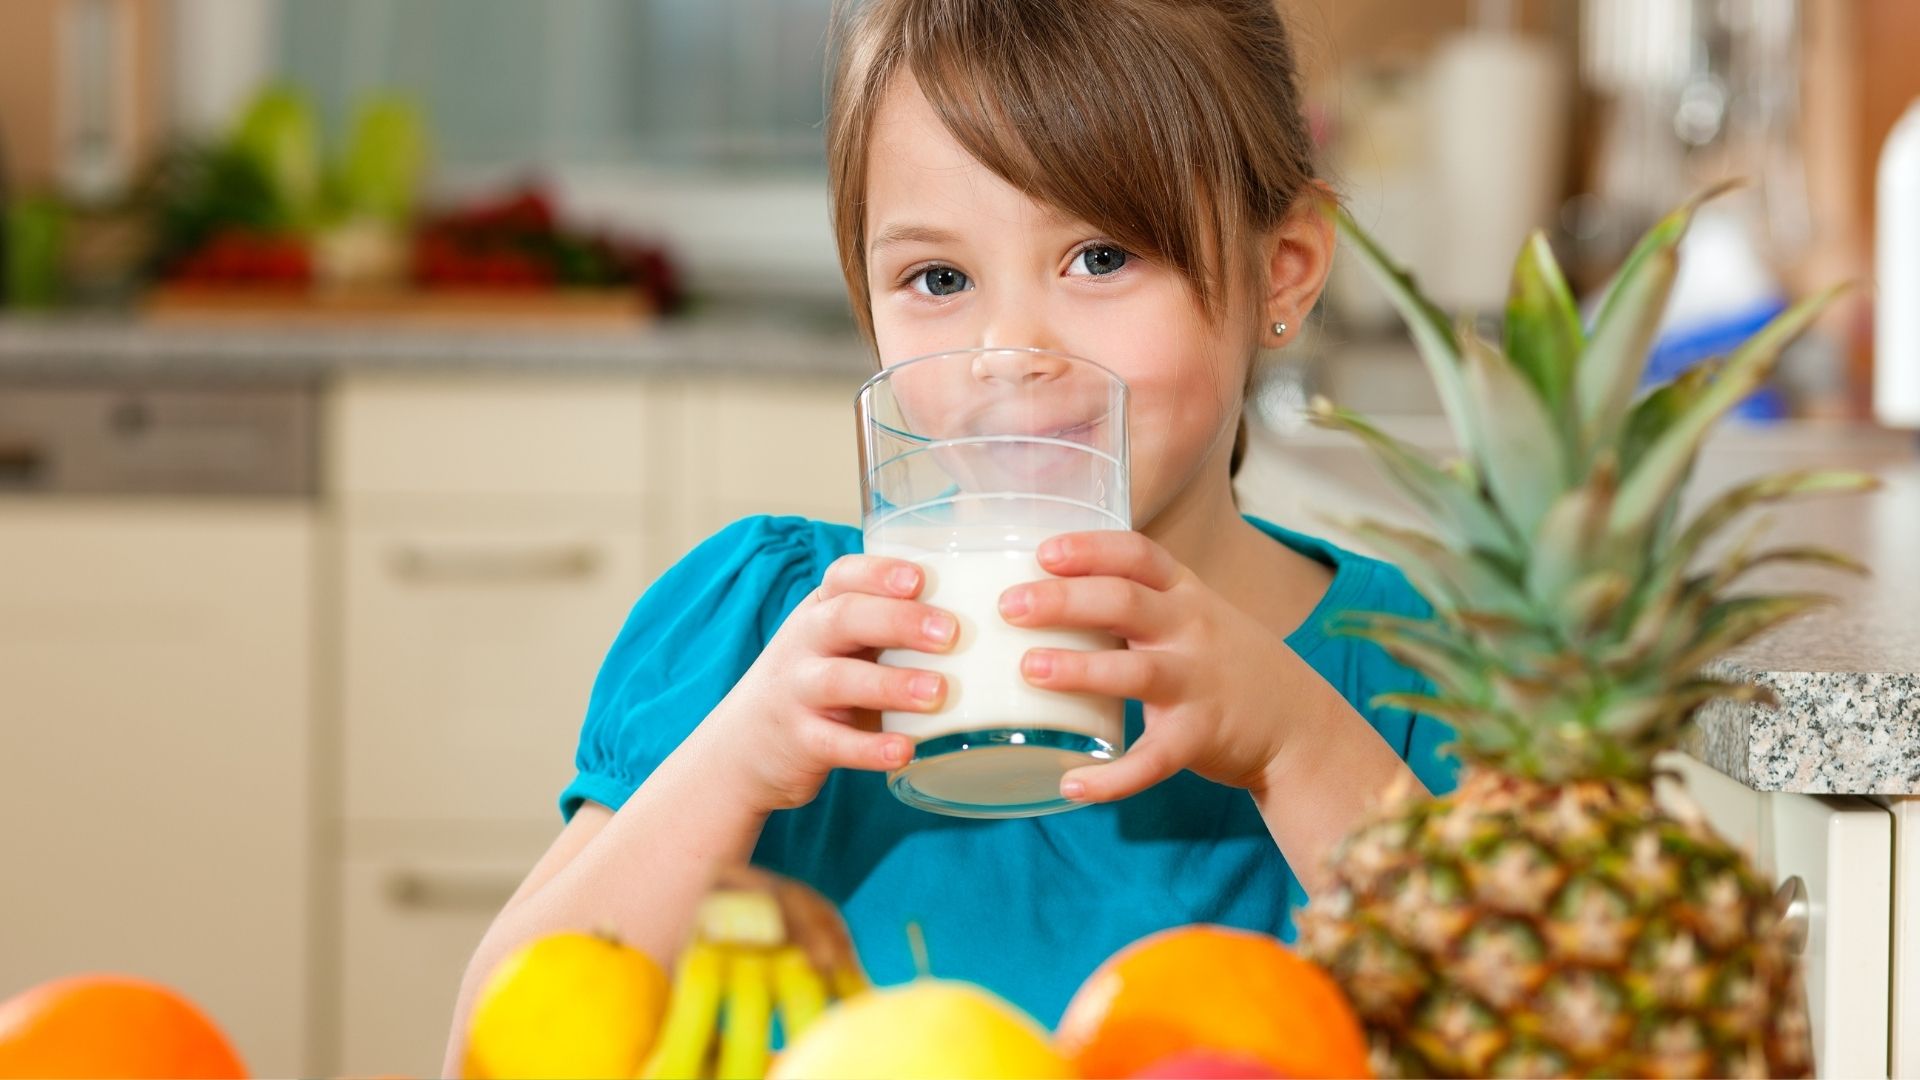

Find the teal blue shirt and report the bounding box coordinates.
[562,515,1457,1027]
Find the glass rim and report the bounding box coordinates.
[855,346,1128,400]
[855,347,1129,448]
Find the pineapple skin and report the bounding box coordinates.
[1301,768,1811,1079]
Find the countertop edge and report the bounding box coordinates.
[1685,659,1920,795]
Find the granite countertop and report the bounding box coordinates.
[1239,417,1920,797]
[1686,454,1920,796]
[0,309,875,382]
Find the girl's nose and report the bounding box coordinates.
[977,293,1068,379]
[970,347,1070,387]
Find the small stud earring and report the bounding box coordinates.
[1271,320,1288,337]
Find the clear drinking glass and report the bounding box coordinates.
[857,347,1131,818]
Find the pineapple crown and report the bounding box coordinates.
[1316,184,1878,783]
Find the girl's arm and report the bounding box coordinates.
[440,723,768,1077]
[1244,653,1428,897]
[442,549,956,1074]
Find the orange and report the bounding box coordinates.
[0,975,247,1079]
[1055,925,1370,1079]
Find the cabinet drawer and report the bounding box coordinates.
[681,378,861,529]
[329,375,654,499]
[336,845,544,1078]
[341,517,656,823]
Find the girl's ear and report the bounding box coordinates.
[1260,181,1337,347]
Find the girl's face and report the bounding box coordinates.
[861,75,1266,527]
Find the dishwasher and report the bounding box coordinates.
[0,376,321,1077]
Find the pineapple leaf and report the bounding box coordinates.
[1332,208,1479,461]
[1618,360,1719,477]
[1708,544,1870,591]
[1563,571,1633,636]
[1577,181,1740,452]
[1609,282,1852,540]
[1626,469,1878,636]
[1307,399,1522,560]
[1504,230,1583,418]
[1590,179,1740,331]
[1673,469,1880,564]
[1668,677,1779,711]
[1369,691,1500,730]
[1342,518,1535,620]
[1336,619,1490,700]
[1576,245,1678,455]
[1525,458,1618,609]
[1461,331,1571,537]
[1666,593,1833,676]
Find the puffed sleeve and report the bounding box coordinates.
[558,515,852,821]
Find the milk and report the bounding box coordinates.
[875,545,1124,750]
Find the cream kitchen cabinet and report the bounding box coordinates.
[672,376,863,547]
[337,513,655,824]
[333,823,553,1079]
[1659,752,1893,1078]
[0,500,314,1077]
[325,374,667,1073]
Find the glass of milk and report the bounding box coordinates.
[857,347,1130,818]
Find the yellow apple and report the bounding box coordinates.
[770,979,1073,1080]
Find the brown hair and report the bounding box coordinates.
[825,0,1318,474]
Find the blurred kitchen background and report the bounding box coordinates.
[2,1,1918,1076]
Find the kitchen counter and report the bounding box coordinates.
[0,309,875,382]
[1687,454,1920,795]
[1238,417,1920,796]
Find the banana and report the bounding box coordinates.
[770,945,829,1042]
[639,940,726,1080]
[641,868,868,1079]
[698,889,786,948]
[831,964,869,1002]
[717,950,774,1080]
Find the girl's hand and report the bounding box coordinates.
[701,555,956,814]
[999,531,1299,802]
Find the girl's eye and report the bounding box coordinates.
[1071,244,1129,276]
[912,266,971,297]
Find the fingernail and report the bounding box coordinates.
[999,588,1030,618]
[923,613,956,645]
[889,566,920,595]
[911,673,943,702]
[1023,651,1054,678]
[884,739,910,766]
[1038,538,1065,565]
[1061,779,1087,799]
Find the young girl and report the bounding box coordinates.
[448,0,1455,1060]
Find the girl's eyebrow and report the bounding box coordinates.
[869,222,961,255]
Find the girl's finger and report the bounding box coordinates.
[815,554,925,601]
[795,656,947,713]
[808,592,958,654]
[797,716,915,772]
[1021,648,1175,701]
[1036,530,1182,590]
[1059,734,1185,802]
[999,575,1167,639]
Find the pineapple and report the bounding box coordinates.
[1299,186,1877,1079]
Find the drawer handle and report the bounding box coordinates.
[390,543,601,583]
[385,869,523,912]
[1775,875,1810,955]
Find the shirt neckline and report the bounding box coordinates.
[1242,514,1371,661]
